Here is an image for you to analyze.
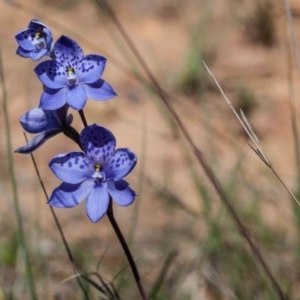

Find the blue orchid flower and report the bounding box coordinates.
[34,35,116,111]
[15,105,74,154]
[15,19,54,61]
[48,124,137,223]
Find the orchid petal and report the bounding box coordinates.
[42,27,53,50]
[108,180,136,206]
[83,79,117,101]
[15,29,35,51]
[30,48,48,61]
[66,85,87,110]
[29,19,48,29]
[80,124,116,164]
[20,108,46,133]
[15,129,61,154]
[20,108,59,133]
[104,148,137,181]
[49,151,93,184]
[39,87,67,110]
[77,55,107,84]
[16,47,32,59]
[35,60,67,89]
[86,182,109,222]
[53,35,84,67]
[48,180,93,208]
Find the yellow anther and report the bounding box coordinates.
[94,164,102,172]
[35,32,42,39]
[67,67,75,74]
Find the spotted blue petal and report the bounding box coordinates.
[80,124,116,164]
[77,55,107,84]
[53,35,84,66]
[49,152,93,184]
[35,60,67,89]
[105,148,137,181]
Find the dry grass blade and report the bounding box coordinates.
[203,61,270,165]
[240,109,270,165]
[240,109,259,144]
[284,0,300,81]
[203,62,300,208]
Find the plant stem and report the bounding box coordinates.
[79,109,88,127]
[107,200,147,300]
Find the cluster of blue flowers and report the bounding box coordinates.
[15,20,137,223]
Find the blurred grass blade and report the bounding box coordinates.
[128,116,147,244]
[284,36,300,183]
[284,0,300,81]
[0,44,37,299]
[178,136,211,216]
[148,250,178,299]
[81,273,121,300]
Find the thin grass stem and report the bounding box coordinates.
[128,117,147,245]
[0,44,38,300]
[284,0,300,82]
[24,133,90,300]
[284,37,300,183]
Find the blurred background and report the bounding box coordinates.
[1,0,300,299]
